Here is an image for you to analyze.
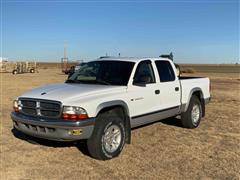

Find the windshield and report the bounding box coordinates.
[66,60,135,86]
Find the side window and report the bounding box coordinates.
[155,61,175,82]
[133,60,155,84]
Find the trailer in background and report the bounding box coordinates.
[0,61,38,74]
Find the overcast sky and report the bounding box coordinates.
[1,0,239,63]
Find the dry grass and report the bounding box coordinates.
[179,64,240,73]
[0,69,240,179]
[181,68,196,73]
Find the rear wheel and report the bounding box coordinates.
[87,113,126,160]
[181,95,202,128]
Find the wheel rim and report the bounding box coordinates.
[102,124,121,153]
[191,104,200,124]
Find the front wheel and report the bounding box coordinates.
[87,114,126,160]
[181,95,202,128]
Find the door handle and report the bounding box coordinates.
[175,87,179,91]
[155,90,160,94]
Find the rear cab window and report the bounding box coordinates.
[155,60,176,82]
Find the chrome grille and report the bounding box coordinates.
[19,98,61,118]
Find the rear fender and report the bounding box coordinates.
[183,88,204,113]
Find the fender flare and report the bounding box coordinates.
[96,100,131,144]
[96,100,130,116]
[184,88,204,112]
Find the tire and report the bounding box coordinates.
[12,70,17,75]
[181,95,202,129]
[30,69,35,73]
[87,113,126,160]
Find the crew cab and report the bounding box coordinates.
[11,57,210,160]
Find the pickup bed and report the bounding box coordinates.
[11,57,210,160]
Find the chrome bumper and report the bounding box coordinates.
[11,112,95,141]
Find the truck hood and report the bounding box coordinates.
[20,83,126,102]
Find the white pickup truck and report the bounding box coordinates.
[11,57,210,160]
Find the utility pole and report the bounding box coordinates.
[61,42,69,73]
[64,42,67,60]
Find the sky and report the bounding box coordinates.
[1,0,239,63]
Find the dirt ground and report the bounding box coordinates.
[0,69,239,180]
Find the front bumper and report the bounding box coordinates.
[11,112,95,141]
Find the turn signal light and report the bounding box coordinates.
[14,107,20,112]
[13,100,21,113]
[62,106,89,120]
[62,113,89,120]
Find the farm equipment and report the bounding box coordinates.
[0,61,38,75]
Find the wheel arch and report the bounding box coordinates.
[96,101,131,144]
[184,88,205,117]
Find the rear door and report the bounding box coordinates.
[154,60,181,114]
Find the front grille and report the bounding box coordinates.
[19,98,61,118]
[22,107,36,116]
[41,110,59,117]
[40,102,60,110]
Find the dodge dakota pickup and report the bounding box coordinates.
[11,57,210,160]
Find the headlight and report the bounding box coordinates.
[13,99,22,112]
[62,106,88,120]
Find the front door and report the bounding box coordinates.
[127,60,160,127]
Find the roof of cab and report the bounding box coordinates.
[96,56,171,63]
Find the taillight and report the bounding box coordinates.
[62,106,88,120]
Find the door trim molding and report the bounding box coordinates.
[131,106,179,119]
[130,106,180,128]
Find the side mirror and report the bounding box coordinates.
[133,76,151,87]
[133,82,146,87]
